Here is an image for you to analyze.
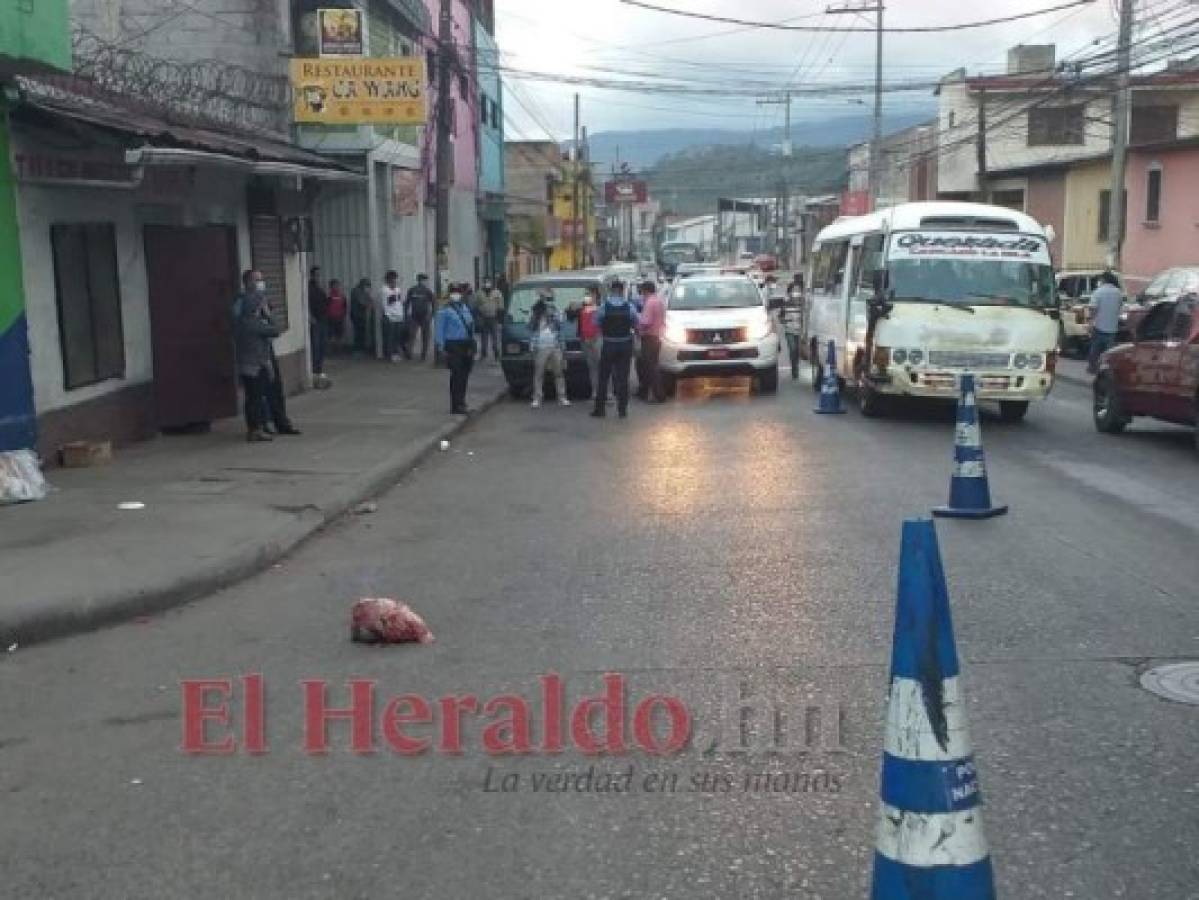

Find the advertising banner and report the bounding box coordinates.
[318,8,365,57]
[888,232,1051,266]
[291,58,427,125]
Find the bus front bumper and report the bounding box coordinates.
[867,367,1054,401]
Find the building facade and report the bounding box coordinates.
[937,44,1199,210]
[504,139,560,280]
[475,14,506,281]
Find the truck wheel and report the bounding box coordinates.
[998,400,1030,423]
[1093,376,1128,434]
[757,368,779,395]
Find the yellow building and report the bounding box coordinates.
[550,159,596,271]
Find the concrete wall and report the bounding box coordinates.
[1024,171,1065,266]
[1122,145,1199,290]
[70,0,291,133]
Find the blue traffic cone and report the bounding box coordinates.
[871,519,996,900]
[933,374,1007,519]
[813,339,847,414]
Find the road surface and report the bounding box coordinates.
[2,372,1197,899]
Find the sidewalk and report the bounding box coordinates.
[0,357,507,647]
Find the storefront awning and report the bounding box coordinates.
[14,74,361,183]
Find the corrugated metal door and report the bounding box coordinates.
[144,225,239,429]
[251,215,289,331]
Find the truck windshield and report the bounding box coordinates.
[886,232,1056,309]
[507,285,592,324]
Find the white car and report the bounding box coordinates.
[659,274,781,395]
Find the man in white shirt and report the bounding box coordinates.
[381,270,408,362]
[1087,271,1124,374]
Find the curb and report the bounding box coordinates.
[2,388,508,648]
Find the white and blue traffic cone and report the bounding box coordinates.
[871,519,996,900]
[933,374,1007,519]
[813,340,847,414]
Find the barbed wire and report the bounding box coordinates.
[71,27,291,133]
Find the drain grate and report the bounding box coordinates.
[1140,662,1199,706]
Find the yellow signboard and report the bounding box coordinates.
[291,58,427,126]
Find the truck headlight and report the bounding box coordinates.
[893,348,908,365]
[747,317,771,341]
[1028,352,1044,370]
[1013,353,1029,369]
[908,349,924,365]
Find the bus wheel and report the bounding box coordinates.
[999,400,1030,423]
[857,378,886,417]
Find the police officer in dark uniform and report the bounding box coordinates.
[591,278,641,419]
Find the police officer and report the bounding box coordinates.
[434,282,477,415]
[591,278,641,419]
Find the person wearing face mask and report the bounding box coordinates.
[233,270,300,441]
[434,282,477,415]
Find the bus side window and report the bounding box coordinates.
[854,233,885,300]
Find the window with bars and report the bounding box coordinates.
[1028,105,1085,146]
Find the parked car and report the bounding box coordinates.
[658,273,781,396]
[501,271,612,400]
[1093,293,1198,450]
[1056,270,1124,355]
[1121,266,1199,339]
[753,254,779,273]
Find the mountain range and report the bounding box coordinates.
[586,111,934,171]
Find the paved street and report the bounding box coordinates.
[1,370,1197,899]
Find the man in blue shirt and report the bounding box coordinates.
[591,278,641,419]
[435,282,477,415]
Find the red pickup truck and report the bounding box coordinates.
[1093,295,1199,450]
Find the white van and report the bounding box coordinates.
[803,201,1059,421]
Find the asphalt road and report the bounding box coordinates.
[2,369,1197,899]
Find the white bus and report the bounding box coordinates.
[802,201,1059,421]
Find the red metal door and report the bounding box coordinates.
[144,225,239,429]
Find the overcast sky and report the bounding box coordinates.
[493,0,1132,140]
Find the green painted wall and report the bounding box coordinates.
[0,0,71,68]
[0,0,70,450]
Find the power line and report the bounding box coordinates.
[618,0,1100,34]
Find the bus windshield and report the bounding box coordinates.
[659,243,702,265]
[886,231,1056,309]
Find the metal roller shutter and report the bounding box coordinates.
[251,215,289,331]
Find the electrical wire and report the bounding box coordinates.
[618,0,1101,34]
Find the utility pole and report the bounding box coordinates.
[572,93,581,270]
[433,0,453,297]
[828,3,884,210]
[581,125,590,266]
[757,92,792,264]
[1107,0,1135,269]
